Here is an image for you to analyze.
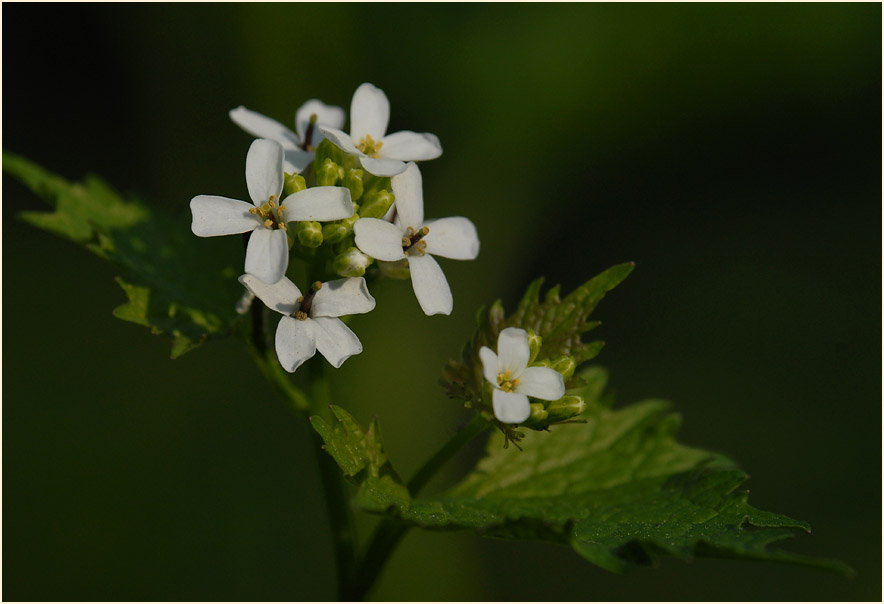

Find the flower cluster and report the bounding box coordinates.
[190,83,480,374]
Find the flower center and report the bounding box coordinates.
[294,281,323,321]
[356,134,384,158]
[402,226,429,257]
[249,195,288,231]
[497,370,520,393]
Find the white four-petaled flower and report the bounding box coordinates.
[319,83,443,177]
[230,99,345,174]
[239,274,376,373]
[479,327,566,424]
[190,139,354,284]
[353,162,479,316]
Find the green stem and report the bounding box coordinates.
[344,413,491,601]
[246,308,357,599]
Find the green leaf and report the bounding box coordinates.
[4,152,243,358]
[366,368,852,575]
[310,406,411,513]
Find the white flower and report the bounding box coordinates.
[239,274,376,373]
[230,99,346,174]
[353,162,479,316]
[190,139,354,284]
[479,327,566,424]
[319,83,442,177]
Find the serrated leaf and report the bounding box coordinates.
[310,406,410,513]
[361,368,850,575]
[4,152,243,357]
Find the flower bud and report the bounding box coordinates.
[295,221,323,248]
[333,247,372,278]
[322,221,349,245]
[343,168,364,202]
[359,189,395,219]
[313,138,344,171]
[284,173,307,196]
[545,395,587,423]
[520,402,549,429]
[316,158,345,186]
[550,355,577,382]
[322,213,358,245]
[526,329,542,365]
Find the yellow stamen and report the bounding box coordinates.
[497,370,521,392]
[264,219,273,228]
[295,310,308,321]
[356,134,384,158]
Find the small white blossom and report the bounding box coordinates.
[479,327,566,424]
[239,274,376,373]
[230,99,346,174]
[353,162,479,315]
[190,139,354,284]
[319,83,442,177]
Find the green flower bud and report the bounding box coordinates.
[362,173,391,198]
[333,247,372,278]
[284,173,307,195]
[295,221,323,248]
[520,402,549,429]
[526,329,542,365]
[359,189,395,219]
[322,212,359,245]
[321,221,350,245]
[343,168,364,202]
[545,395,587,423]
[316,158,344,186]
[550,355,577,382]
[313,138,343,171]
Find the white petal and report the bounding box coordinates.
[245,228,289,284]
[229,106,300,150]
[275,316,316,373]
[492,389,531,424]
[318,126,361,155]
[497,327,530,374]
[390,162,424,229]
[311,316,363,368]
[407,254,452,316]
[284,149,314,175]
[295,99,346,146]
[516,366,566,401]
[246,139,285,206]
[353,218,406,261]
[238,274,301,316]
[283,187,353,223]
[479,346,500,385]
[381,131,443,161]
[423,217,480,260]
[350,82,390,141]
[190,196,258,237]
[359,156,407,177]
[311,278,376,318]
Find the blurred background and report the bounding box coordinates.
[3,3,880,600]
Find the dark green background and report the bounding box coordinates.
[3,4,880,600]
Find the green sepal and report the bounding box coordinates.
[359,189,395,219]
[343,168,364,201]
[284,172,307,195]
[362,173,392,199]
[316,158,344,186]
[526,329,542,364]
[313,138,343,175]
